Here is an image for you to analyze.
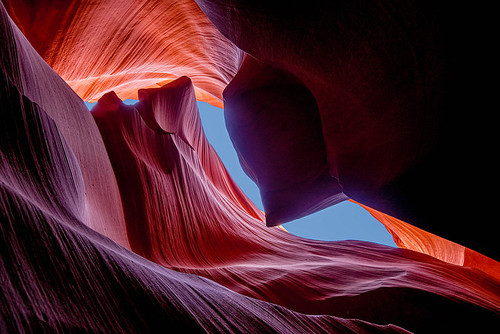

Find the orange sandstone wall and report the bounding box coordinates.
[3,0,243,107]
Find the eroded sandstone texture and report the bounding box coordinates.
[1,1,499,333]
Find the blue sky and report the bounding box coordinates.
[85,99,396,247]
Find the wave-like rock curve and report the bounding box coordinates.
[90,75,499,332]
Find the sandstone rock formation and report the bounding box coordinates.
[1,1,499,332]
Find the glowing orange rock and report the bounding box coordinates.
[353,200,500,280]
[2,0,243,108]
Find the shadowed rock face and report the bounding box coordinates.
[195,0,499,261]
[223,55,347,226]
[0,0,130,249]
[1,1,500,333]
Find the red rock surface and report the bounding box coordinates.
[1,0,500,332]
[91,76,500,332]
